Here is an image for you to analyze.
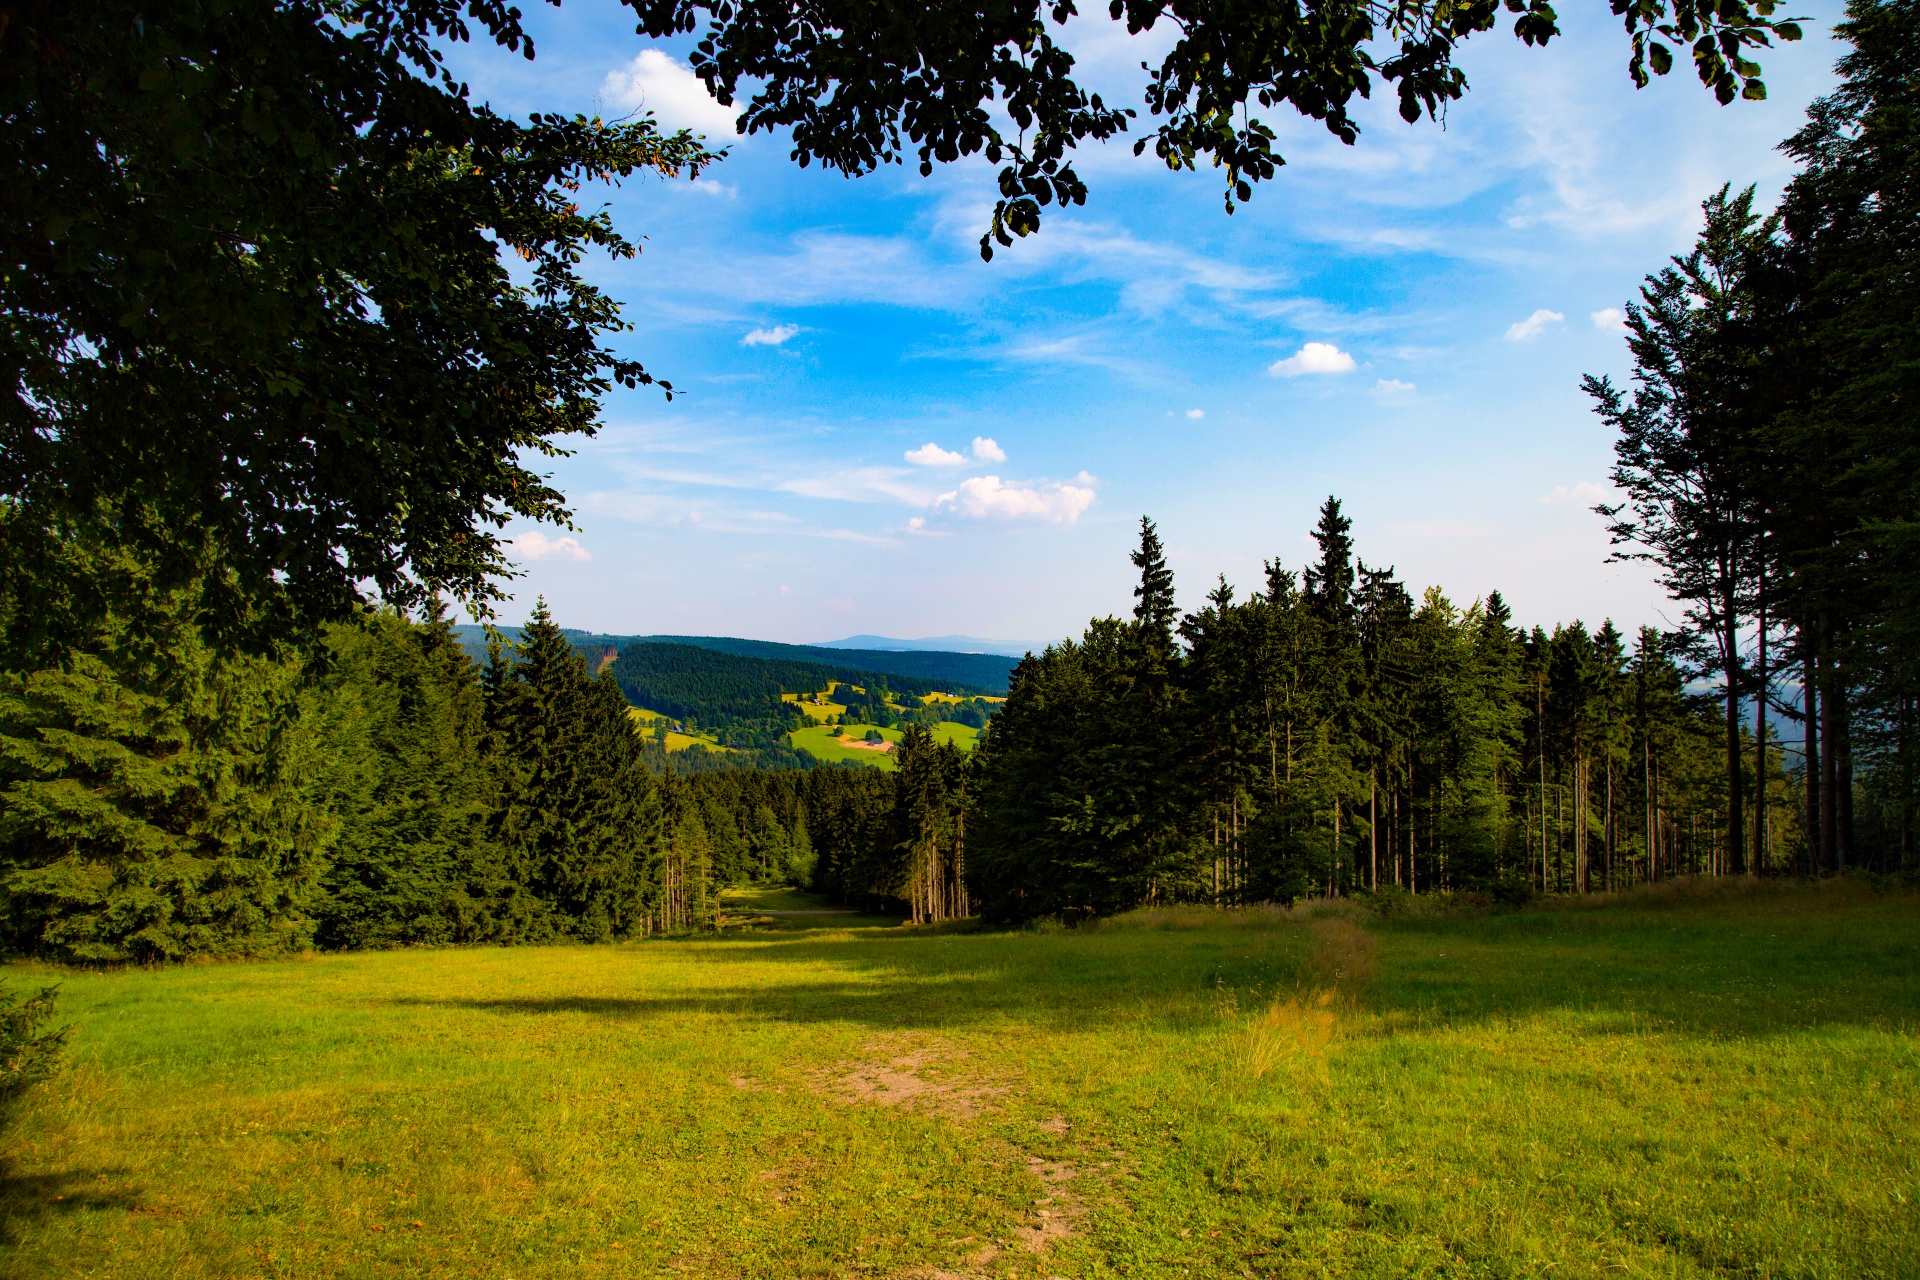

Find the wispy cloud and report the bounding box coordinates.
[1269,342,1356,377]
[935,475,1097,524]
[1590,307,1629,333]
[741,324,799,347]
[780,466,934,507]
[1185,408,1206,420]
[1372,378,1416,395]
[1541,480,1612,505]
[1505,309,1565,341]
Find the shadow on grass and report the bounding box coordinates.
[0,1162,139,1243]
[390,888,1920,1044]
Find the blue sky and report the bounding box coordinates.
[450,2,1846,648]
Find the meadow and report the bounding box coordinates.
[787,721,979,769]
[2,881,1916,1279]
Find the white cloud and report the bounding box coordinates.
[601,51,738,135]
[971,436,1007,462]
[1268,342,1356,377]
[1505,309,1565,341]
[935,476,1097,524]
[506,530,591,562]
[1591,307,1629,333]
[779,584,792,597]
[905,442,968,467]
[1185,408,1206,420]
[1373,378,1416,395]
[741,324,799,347]
[1541,481,1612,505]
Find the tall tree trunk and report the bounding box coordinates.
[1820,613,1839,870]
[1575,752,1588,894]
[1803,619,1822,877]
[1722,562,1746,875]
[1370,771,1378,892]
[1752,580,1767,877]
[1835,663,1854,870]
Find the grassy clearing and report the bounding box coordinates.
[627,707,732,753]
[782,688,852,723]
[3,881,1917,1279]
[931,723,981,751]
[788,723,902,770]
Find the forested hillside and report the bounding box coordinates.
[450,627,1017,693]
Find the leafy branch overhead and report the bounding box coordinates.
[624,0,1802,257]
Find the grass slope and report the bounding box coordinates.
[3,881,1916,1279]
[788,723,902,770]
[628,706,733,753]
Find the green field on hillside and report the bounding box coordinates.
[788,722,903,769]
[932,721,981,751]
[4,881,1917,1279]
[788,721,980,769]
[627,707,733,753]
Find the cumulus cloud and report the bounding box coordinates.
[935,475,1097,524]
[1185,408,1206,420]
[905,442,968,467]
[1591,307,1629,333]
[1269,342,1356,377]
[1373,378,1416,395]
[1541,480,1611,505]
[507,530,592,562]
[601,51,738,135]
[971,436,1007,462]
[1506,309,1565,341]
[741,324,799,347]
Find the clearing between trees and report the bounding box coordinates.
[2,880,1914,1279]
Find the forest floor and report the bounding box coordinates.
[3,878,1917,1279]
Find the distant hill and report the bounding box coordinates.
[449,626,1019,693]
[816,633,1037,658]
[608,642,985,724]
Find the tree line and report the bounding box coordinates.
[963,509,1797,920]
[0,536,984,958]
[1585,0,1919,877]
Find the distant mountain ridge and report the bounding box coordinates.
[449,626,1019,693]
[815,633,1037,658]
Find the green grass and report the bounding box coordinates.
[932,722,980,751]
[788,722,902,769]
[4,880,1918,1278]
[788,722,979,768]
[626,707,733,753]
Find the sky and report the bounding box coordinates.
[447,1,1848,649]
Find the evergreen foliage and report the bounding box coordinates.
[971,506,1804,922]
[0,555,332,963]
[1585,0,1920,874]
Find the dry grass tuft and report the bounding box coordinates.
[1230,914,1377,1082]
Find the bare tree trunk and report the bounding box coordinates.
[1803,620,1822,877]
[1753,581,1768,877]
[1722,566,1746,876]
[1836,663,1854,871]
[1370,771,1378,892]
[1820,614,1839,870]
[1575,752,1589,894]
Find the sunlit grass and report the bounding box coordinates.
[3,881,1916,1278]
[788,723,902,770]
